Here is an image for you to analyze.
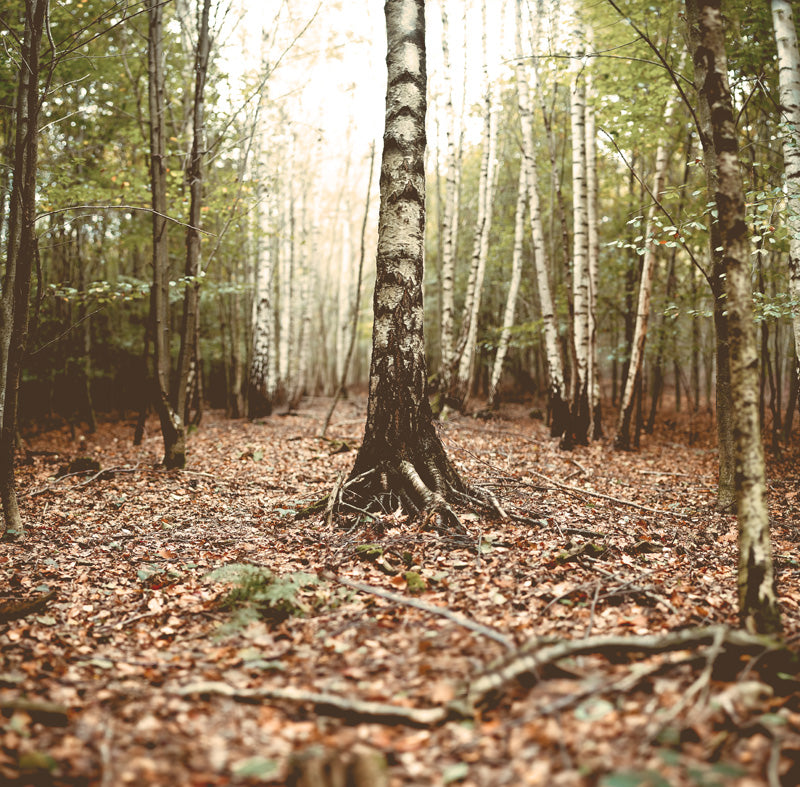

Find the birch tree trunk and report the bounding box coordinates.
[277,181,294,403]
[450,0,496,410]
[487,164,526,409]
[585,70,601,437]
[438,1,459,393]
[771,0,800,388]
[248,180,277,417]
[0,0,47,541]
[514,0,568,436]
[684,5,735,510]
[346,0,464,520]
[686,0,780,634]
[615,88,680,449]
[148,0,185,468]
[567,70,591,446]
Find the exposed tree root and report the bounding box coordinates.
[173,626,796,730]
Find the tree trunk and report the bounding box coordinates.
[176,0,211,428]
[514,0,568,436]
[585,67,601,437]
[487,163,527,410]
[321,143,376,438]
[0,0,48,541]
[450,0,496,411]
[686,0,780,634]
[148,0,185,469]
[771,0,800,394]
[346,0,464,520]
[437,1,460,395]
[566,68,591,446]
[616,84,680,449]
[248,184,276,418]
[684,6,735,511]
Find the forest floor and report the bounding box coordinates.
[2,395,800,786]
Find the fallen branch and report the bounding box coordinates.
[463,625,781,709]
[0,590,57,623]
[334,575,514,651]
[522,470,691,520]
[175,680,449,727]
[0,698,68,726]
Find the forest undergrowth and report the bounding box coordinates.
[2,396,800,786]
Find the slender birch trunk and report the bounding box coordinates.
[771,0,800,386]
[585,67,601,437]
[514,0,568,435]
[615,86,680,449]
[248,179,277,417]
[567,69,591,446]
[321,142,376,438]
[487,163,527,409]
[277,181,294,402]
[450,0,495,409]
[438,1,459,391]
[686,0,780,634]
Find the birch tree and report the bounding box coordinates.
[686,0,780,634]
[615,84,681,450]
[0,0,48,541]
[449,0,496,410]
[437,0,460,394]
[567,63,591,445]
[487,164,526,409]
[345,0,465,521]
[771,0,800,384]
[515,0,568,436]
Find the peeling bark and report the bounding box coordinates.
[686,0,780,634]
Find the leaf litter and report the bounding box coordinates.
[1,396,799,785]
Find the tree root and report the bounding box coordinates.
[172,625,796,730]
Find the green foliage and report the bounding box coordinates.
[205,563,322,627]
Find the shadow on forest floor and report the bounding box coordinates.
[2,395,800,785]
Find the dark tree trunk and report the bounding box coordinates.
[686,0,780,634]
[0,0,48,540]
[345,0,464,520]
[148,0,185,469]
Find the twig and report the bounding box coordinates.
[648,626,727,740]
[333,575,514,651]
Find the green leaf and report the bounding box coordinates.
[232,756,279,778]
[443,762,469,783]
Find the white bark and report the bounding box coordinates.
[249,184,277,409]
[585,68,600,433]
[277,181,294,395]
[771,0,800,370]
[488,163,527,409]
[570,70,591,441]
[336,221,352,384]
[438,0,460,385]
[514,0,567,432]
[615,82,681,447]
[453,0,496,404]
